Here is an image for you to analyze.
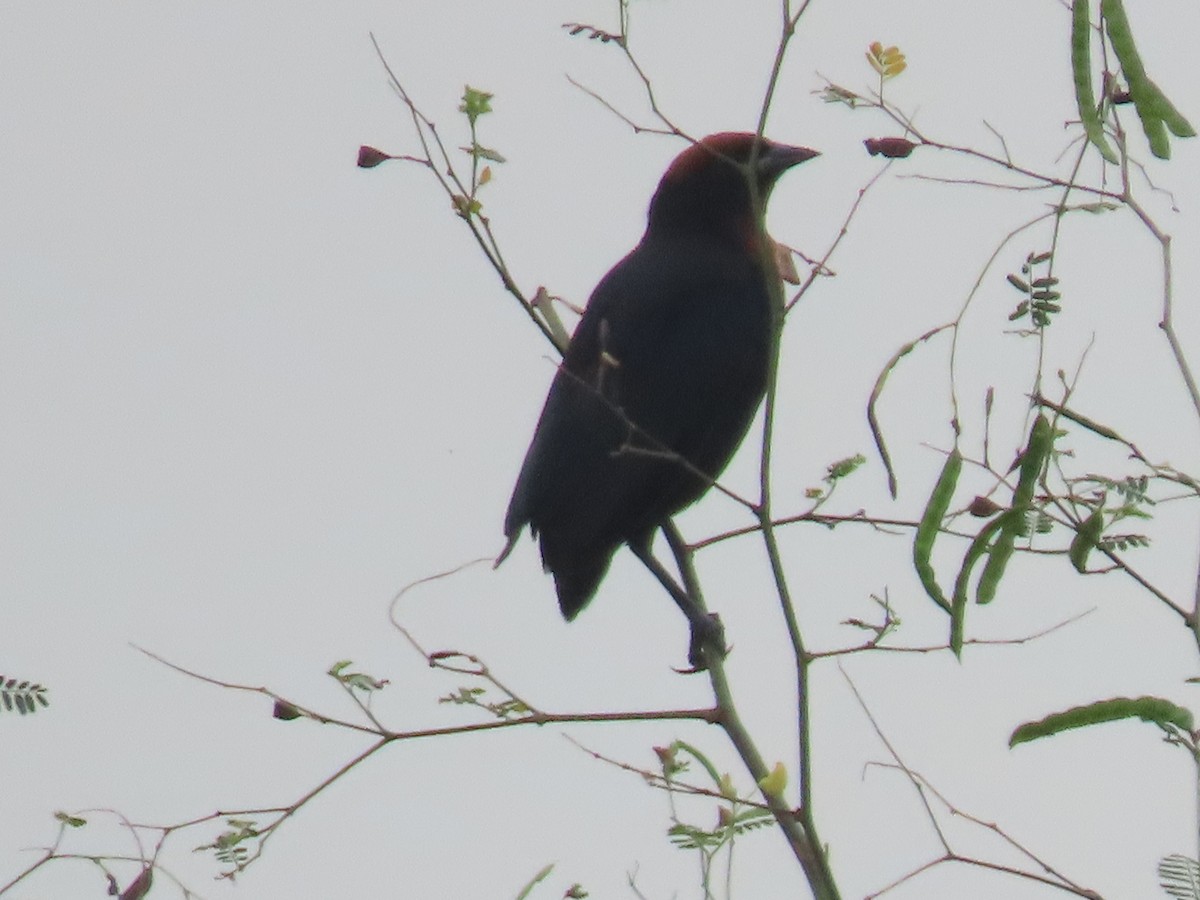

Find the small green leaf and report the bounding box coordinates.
[1077,201,1119,213]
[1158,854,1200,900]
[1006,273,1030,292]
[514,864,555,900]
[459,86,494,124]
[474,144,507,163]
[825,453,867,483]
[757,761,788,797]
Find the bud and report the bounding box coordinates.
[968,496,1003,517]
[757,761,788,796]
[357,145,392,168]
[864,137,916,159]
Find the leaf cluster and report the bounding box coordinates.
[0,675,49,715]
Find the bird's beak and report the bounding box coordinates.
[760,143,820,177]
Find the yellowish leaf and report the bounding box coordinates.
[757,761,788,797]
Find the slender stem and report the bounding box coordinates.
[662,525,836,897]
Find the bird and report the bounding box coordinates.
[498,132,819,663]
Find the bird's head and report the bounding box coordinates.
[645,132,819,245]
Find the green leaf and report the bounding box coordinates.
[459,85,494,124]
[514,864,555,900]
[825,453,867,483]
[472,144,507,163]
[1159,854,1200,900]
[757,761,788,797]
[1010,695,1194,748]
[1006,273,1030,292]
[0,675,49,715]
[670,740,724,788]
[1077,201,1120,213]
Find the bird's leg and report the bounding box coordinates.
[628,540,727,671]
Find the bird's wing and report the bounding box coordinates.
[504,236,768,542]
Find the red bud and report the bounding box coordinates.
[863,137,916,159]
[968,496,1003,517]
[357,145,392,168]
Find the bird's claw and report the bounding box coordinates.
[680,613,727,673]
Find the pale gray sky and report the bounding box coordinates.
[2,1,1199,898]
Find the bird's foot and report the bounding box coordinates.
[680,613,728,673]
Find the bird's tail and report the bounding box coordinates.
[545,542,614,621]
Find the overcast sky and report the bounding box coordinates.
[3,2,1199,898]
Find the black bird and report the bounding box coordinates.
[498,132,818,660]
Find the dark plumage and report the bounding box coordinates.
[500,132,818,635]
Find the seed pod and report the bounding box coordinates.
[1072,0,1119,163]
[1069,506,1105,573]
[950,514,1007,657]
[1102,0,1194,158]
[977,415,1053,604]
[913,449,962,612]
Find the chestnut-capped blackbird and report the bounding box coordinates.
[499,133,818,661]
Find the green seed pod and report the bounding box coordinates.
[976,415,1053,604]
[1103,0,1193,159]
[1139,76,1196,138]
[1072,0,1119,163]
[1069,506,1105,573]
[913,448,962,613]
[1102,0,1146,80]
[950,514,1007,657]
